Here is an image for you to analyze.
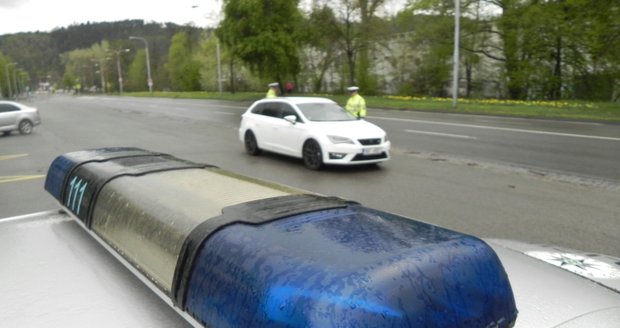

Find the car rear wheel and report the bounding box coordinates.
[303,139,323,170]
[18,120,33,135]
[244,131,262,155]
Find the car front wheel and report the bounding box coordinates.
[18,120,33,135]
[244,131,261,155]
[303,139,323,170]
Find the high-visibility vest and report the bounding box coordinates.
[266,88,277,98]
[345,94,367,117]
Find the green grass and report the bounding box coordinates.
[125,91,620,122]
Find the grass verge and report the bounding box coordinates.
[126,91,620,122]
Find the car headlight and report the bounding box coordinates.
[327,135,354,144]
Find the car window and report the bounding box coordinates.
[280,103,301,122]
[0,104,19,113]
[250,103,264,114]
[296,103,356,122]
[261,103,282,118]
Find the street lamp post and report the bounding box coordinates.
[93,64,98,92]
[92,60,104,93]
[99,61,106,94]
[216,39,222,95]
[452,0,461,109]
[192,4,223,95]
[114,49,130,94]
[129,36,153,93]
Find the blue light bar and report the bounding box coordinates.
[44,148,518,327]
[182,203,517,327]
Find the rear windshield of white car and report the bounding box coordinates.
[296,103,357,122]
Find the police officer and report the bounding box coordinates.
[266,82,279,98]
[345,86,367,118]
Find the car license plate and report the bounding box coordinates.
[362,147,381,155]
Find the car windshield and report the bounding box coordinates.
[296,103,356,122]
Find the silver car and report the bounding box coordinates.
[0,100,41,136]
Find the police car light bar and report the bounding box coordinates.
[44,147,518,327]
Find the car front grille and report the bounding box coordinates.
[358,138,382,145]
[352,152,388,161]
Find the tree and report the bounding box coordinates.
[396,2,459,96]
[569,0,620,101]
[410,15,454,96]
[311,0,370,90]
[0,33,59,93]
[298,4,342,92]
[126,49,148,92]
[60,47,98,92]
[355,0,387,94]
[0,53,8,98]
[216,0,303,84]
[197,32,220,92]
[167,31,201,91]
[409,0,597,100]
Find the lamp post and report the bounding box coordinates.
[216,39,222,95]
[192,4,223,95]
[91,60,105,94]
[452,0,461,109]
[113,49,130,94]
[129,36,153,93]
[100,60,107,93]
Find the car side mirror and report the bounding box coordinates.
[283,115,297,124]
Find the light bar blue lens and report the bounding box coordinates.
[184,207,517,327]
[44,154,76,200]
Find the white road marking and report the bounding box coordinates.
[0,175,46,184]
[471,117,603,126]
[404,129,477,139]
[0,154,28,161]
[372,117,620,141]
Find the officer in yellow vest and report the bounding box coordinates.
[266,82,279,98]
[345,86,367,118]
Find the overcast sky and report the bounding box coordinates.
[0,0,409,35]
[0,0,224,35]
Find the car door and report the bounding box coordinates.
[253,102,282,151]
[273,103,306,157]
[0,103,19,130]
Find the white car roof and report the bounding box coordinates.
[258,97,336,105]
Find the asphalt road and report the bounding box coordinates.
[1,95,619,257]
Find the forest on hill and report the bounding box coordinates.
[0,20,200,94]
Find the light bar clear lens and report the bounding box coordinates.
[90,168,294,293]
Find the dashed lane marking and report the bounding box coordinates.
[0,154,28,161]
[0,154,44,184]
[405,129,477,140]
[0,175,46,184]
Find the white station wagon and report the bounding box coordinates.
[239,97,390,170]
